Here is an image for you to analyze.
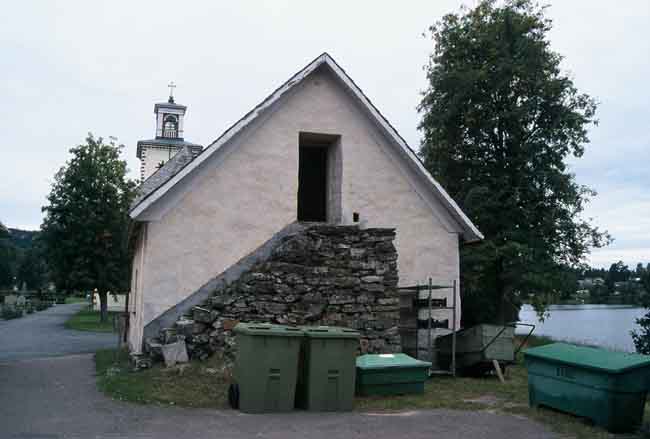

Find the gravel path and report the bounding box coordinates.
[0,303,557,439]
[0,303,116,361]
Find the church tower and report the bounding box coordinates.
[136,83,203,181]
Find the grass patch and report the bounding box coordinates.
[65,296,89,304]
[64,309,116,332]
[95,349,230,408]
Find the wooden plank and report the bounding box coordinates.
[493,360,505,384]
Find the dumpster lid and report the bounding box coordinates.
[233,322,303,337]
[356,353,432,370]
[302,326,360,339]
[524,343,650,373]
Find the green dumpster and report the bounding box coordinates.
[524,343,650,433]
[232,323,303,413]
[296,326,360,411]
[356,353,431,396]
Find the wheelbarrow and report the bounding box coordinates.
[436,322,535,376]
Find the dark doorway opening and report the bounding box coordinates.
[298,145,328,222]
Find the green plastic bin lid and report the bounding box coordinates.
[356,353,432,370]
[524,343,650,374]
[302,326,360,339]
[233,322,303,337]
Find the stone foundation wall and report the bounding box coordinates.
[147,225,401,361]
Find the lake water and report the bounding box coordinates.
[516,304,647,352]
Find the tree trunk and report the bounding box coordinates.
[99,291,108,323]
[495,258,507,325]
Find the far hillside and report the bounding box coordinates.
[0,227,47,290]
[8,228,39,250]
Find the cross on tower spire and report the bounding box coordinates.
[167,81,176,103]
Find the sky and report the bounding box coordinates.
[0,0,648,268]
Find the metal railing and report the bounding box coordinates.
[398,279,458,376]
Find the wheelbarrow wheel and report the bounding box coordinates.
[228,383,240,409]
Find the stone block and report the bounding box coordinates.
[350,248,366,259]
[361,283,385,292]
[329,294,356,305]
[334,277,360,288]
[144,338,163,358]
[377,297,399,305]
[361,275,383,283]
[130,353,152,371]
[160,327,178,344]
[175,319,194,338]
[192,333,210,344]
[208,295,226,310]
[342,303,366,313]
[356,293,375,304]
[192,306,217,324]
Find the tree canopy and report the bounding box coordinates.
[0,221,12,288]
[418,0,609,325]
[41,134,136,319]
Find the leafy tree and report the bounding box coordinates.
[418,0,609,325]
[632,264,650,353]
[641,264,650,294]
[41,134,136,321]
[605,261,630,291]
[635,263,645,278]
[16,244,48,291]
[0,221,13,288]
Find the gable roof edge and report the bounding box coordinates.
[320,55,483,242]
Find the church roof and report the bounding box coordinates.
[129,52,483,242]
[131,146,196,209]
[154,102,187,113]
[136,138,202,159]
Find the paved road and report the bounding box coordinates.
[0,304,557,439]
[0,303,116,361]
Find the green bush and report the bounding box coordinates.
[632,309,650,354]
[1,306,23,319]
[34,301,48,311]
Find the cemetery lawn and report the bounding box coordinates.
[65,309,117,332]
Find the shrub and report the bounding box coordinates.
[632,310,650,354]
[34,300,48,312]
[1,306,23,319]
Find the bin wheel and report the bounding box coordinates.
[228,383,240,409]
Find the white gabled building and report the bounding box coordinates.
[127,53,482,353]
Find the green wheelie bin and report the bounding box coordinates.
[525,343,650,433]
[296,326,360,411]
[232,323,303,413]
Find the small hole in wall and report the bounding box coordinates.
[353,212,360,223]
